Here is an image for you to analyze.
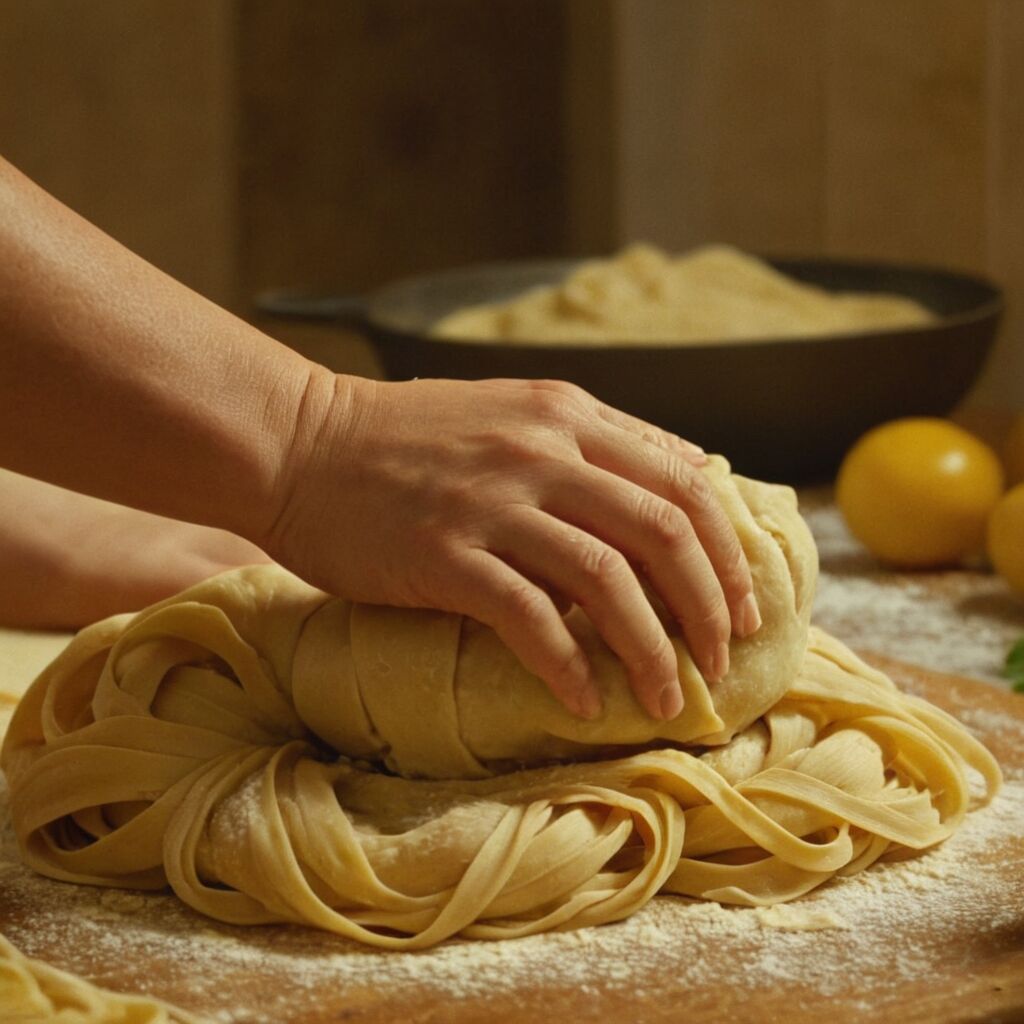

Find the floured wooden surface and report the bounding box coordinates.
[1,654,1022,1024]
[803,492,1024,687]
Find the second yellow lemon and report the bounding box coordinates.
[988,484,1024,593]
[837,418,1004,567]
[1002,414,1024,487]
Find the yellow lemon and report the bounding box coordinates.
[836,418,1004,567]
[988,483,1024,593]
[1001,414,1024,487]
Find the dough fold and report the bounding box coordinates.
[0,462,1000,949]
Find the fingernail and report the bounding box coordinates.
[658,683,684,720]
[734,592,762,637]
[707,641,730,682]
[676,438,707,462]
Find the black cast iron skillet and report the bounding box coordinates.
[256,257,1002,482]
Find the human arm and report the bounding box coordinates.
[0,154,759,719]
[0,469,270,629]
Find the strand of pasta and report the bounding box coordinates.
[0,935,206,1024]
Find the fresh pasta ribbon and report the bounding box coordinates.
[0,935,204,1023]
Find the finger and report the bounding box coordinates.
[443,548,602,719]
[490,505,682,720]
[541,464,733,685]
[582,426,761,641]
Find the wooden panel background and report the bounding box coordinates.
[0,0,238,308]
[604,0,829,255]
[236,0,567,377]
[568,0,1024,411]
[236,0,567,296]
[986,1,1024,408]
[0,0,1021,408]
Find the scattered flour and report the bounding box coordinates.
[803,502,1024,686]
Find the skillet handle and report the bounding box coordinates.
[254,290,369,329]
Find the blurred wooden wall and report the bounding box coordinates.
[0,0,239,307]
[237,2,567,294]
[1,1,1021,409]
[235,1,567,374]
[567,0,1024,410]
[0,0,566,378]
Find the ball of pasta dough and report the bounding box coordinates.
[289,454,817,777]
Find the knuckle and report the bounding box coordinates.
[435,477,477,511]
[575,542,629,591]
[504,581,552,628]
[629,637,677,679]
[550,643,589,682]
[532,388,572,422]
[687,471,714,507]
[719,535,750,584]
[636,497,694,552]
[526,380,591,423]
[688,595,732,637]
[673,465,713,508]
[532,378,586,399]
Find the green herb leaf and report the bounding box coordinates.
[1003,636,1024,694]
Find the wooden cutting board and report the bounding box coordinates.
[2,655,1023,1024]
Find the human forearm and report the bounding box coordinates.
[0,155,329,540]
[0,468,269,628]
[0,154,761,720]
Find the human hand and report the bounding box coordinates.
[263,375,760,721]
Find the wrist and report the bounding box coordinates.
[251,368,370,559]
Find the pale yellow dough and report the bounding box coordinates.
[432,244,935,344]
[0,935,203,1023]
[0,460,999,956]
